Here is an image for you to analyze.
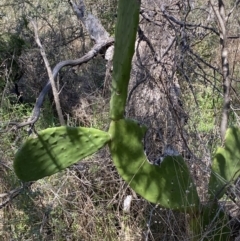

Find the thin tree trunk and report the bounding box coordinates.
[210,0,231,142]
[31,20,65,126]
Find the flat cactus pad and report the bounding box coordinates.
[108,119,199,212]
[14,126,111,181]
[209,127,240,199]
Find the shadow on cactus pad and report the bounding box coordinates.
[108,119,200,212]
[14,126,111,181]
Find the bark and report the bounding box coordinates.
[31,20,65,126]
[210,0,231,142]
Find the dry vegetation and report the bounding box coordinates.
[1,0,240,240]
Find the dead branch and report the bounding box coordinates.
[159,5,220,36]
[69,0,110,43]
[8,0,114,130]
[31,20,65,126]
[226,0,240,22]
[0,182,33,209]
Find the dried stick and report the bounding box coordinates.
[0,182,33,209]
[2,0,114,130]
[31,20,65,126]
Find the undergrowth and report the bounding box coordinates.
[0,97,193,241]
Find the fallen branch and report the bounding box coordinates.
[7,0,114,130]
[0,182,33,209]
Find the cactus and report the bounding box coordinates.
[109,0,140,120]
[208,127,240,199]
[107,0,199,212]
[14,126,111,181]
[14,0,141,182]
[188,127,240,241]
[13,0,238,239]
[13,0,199,213]
[108,119,199,212]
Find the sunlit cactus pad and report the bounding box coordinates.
[209,127,240,199]
[14,126,111,181]
[108,119,199,211]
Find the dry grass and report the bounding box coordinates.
[1,147,191,241]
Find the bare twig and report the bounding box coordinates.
[31,20,65,126]
[6,0,114,129]
[160,5,220,36]
[226,0,240,22]
[144,205,158,241]
[2,39,114,130]
[0,182,33,209]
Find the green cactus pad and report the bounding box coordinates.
[14,126,111,181]
[108,119,199,212]
[110,0,140,120]
[209,127,240,199]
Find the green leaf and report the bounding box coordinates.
[14,126,111,181]
[108,119,199,212]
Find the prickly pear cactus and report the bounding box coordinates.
[108,119,199,212]
[208,127,240,199]
[13,0,141,182]
[107,0,199,212]
[110,0,140,120]
[14,126,111,181]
